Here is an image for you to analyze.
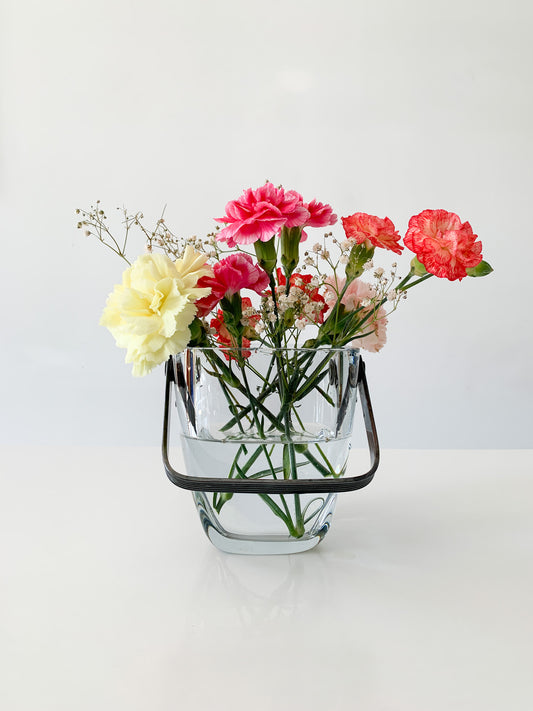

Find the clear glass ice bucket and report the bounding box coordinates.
[162,347,379,554]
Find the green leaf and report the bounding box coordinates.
[213,491,233,513]
[466,260,494,277]
[209,354,242,388]
[187,317,207,347]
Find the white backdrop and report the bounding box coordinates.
[1,0,531,448]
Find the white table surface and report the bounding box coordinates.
[1,447,532,711]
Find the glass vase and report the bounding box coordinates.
[163,346,378,554]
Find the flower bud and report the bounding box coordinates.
[410,256,427,276]
[254,237,277,275]
[280,225,302,282]
[219,293,244,342]
[345,242,375,282]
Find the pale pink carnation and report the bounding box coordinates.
[325,277,388,353]
[195,253,269,317]
[215,183,310,247]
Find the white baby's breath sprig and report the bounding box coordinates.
[77,203,221,265]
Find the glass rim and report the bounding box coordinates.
[177,346,360,354]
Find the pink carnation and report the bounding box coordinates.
[195,253,269,317]
[404,209,482,281]
[324,278,388,353]
[215,183,310,247]
[304,200,337,228]
[341,213,403,255]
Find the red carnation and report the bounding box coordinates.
[341,213,403,255]
[404,209,483,281]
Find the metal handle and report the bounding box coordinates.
[162,356,380,494]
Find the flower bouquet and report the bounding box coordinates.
[78,182,492,553]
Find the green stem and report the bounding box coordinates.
[207,347,346,538]
[399,273,433,291]
[232,447,300,536]
[314,443,339,477]
[302,449,335,478]
[241,365,265,438]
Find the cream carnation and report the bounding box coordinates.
[100,251,212,376]
[175,245,214,290]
